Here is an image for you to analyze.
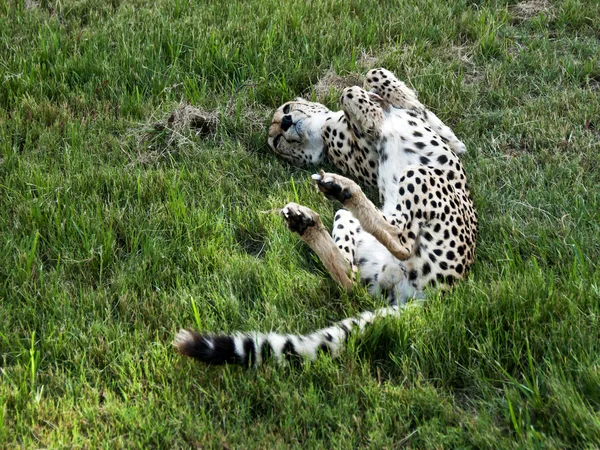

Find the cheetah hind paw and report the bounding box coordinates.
[311,171,358,204]
[280,202,320,236]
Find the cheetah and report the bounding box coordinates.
[173,69,477,366]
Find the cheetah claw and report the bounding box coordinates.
[280,202,319,236]
[312,171,356,204]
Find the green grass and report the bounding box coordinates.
[1,0,600,447]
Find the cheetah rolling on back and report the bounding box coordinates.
[174,69,478,366]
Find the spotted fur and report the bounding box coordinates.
[174,69,477,366]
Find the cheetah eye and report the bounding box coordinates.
[273,135,282,149]
[283,104,291,114]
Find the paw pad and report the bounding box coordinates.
[281,203,317,236]
[313,171,355,204]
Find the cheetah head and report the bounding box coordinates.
[268,99,331,167]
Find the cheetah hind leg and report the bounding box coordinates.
[311,172,411,261]
[365,68,423,110]
[339,86,385,138]
[280,202,353,290]
[365,68,467,154]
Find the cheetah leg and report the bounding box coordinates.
[331,209,361,274]
[280,203,353,290]
[365,68,467,154]
[312,172,413,261]
[365,68,423,110]
[339,86,385,138]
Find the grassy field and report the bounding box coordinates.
[1,0,600,447]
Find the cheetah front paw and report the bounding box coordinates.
[311,171,360,205]
[280,202,321,237]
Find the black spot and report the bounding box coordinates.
[261,341,274,362]
[437,155,448,164]
[405,199,412,209]
[318,343,331,356]
[413,131,423,137]
[337,224,344,229]
[408,269,418,281]
[446,251,455,260]
[407,184,415,193]
[431,140,439,146]
[421,184,428,194]
[242,337,256,366]
[407,170,414,178]
[422,263,431,275]
[339,323,350,336]
[456,264,464,274]
[420,156,430,165]
[433,249,443,256]
[423,232,433,241]
[282,339,297,357]
[415,142,426,149]
[439,261,448,270]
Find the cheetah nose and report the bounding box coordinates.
[281,115,293,131]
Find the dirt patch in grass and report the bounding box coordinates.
[125,95,270,166]
[511,0,551,20]
[357,50,380,69]
[158,104,220,141]
[124,104,219,166]
[311,69,363,102]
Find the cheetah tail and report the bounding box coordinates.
[173,305,407,366]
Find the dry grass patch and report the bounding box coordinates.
[123,103,219,166]
[311,69,363,102]
[511,0,551,20]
